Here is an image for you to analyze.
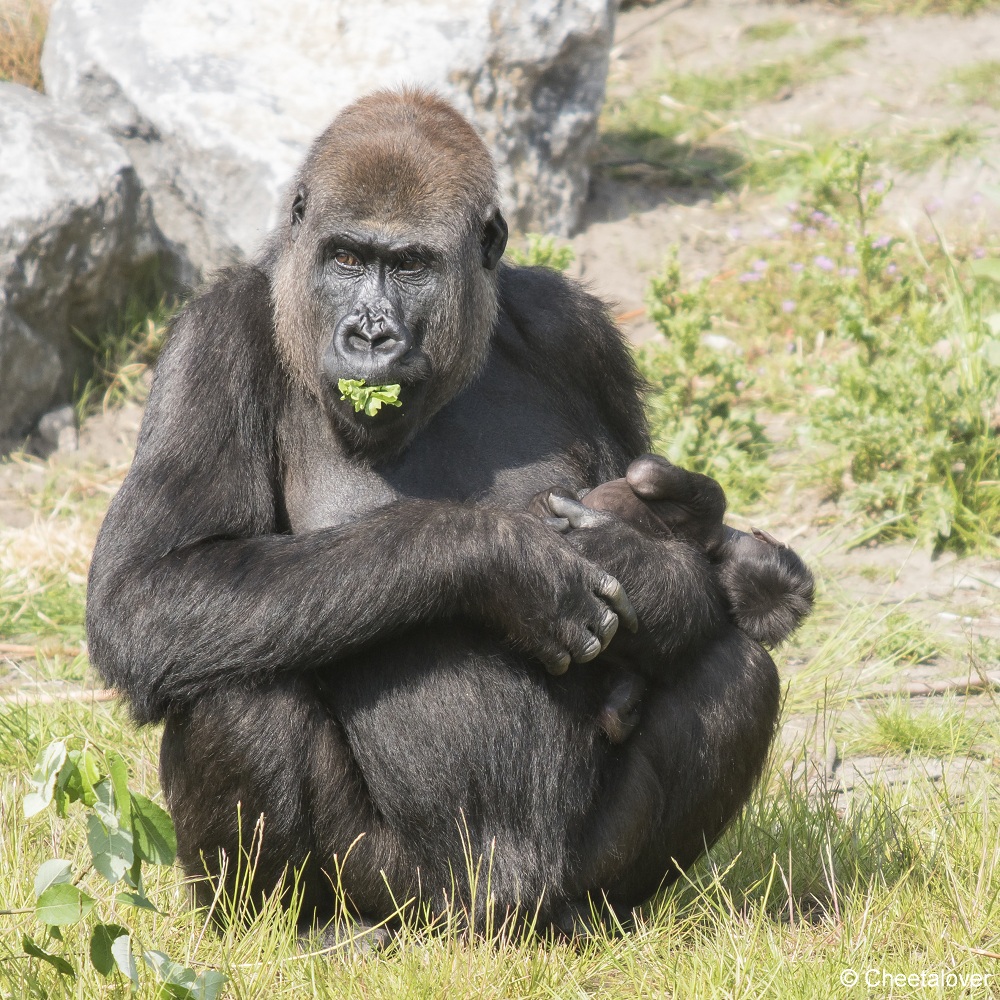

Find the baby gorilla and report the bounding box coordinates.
[536,454,814,744]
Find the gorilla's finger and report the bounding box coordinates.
[596,608,619,650]
[547,493,604,530]
[597,574,638,633]
[625,454,678,499]
[543,516,571,533]
[567,628,603,664]
[538,646,572,676]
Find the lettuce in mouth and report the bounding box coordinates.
[337,379,403,417]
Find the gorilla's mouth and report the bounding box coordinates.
[321,350,432,446]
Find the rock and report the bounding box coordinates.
[42,0,615,280]
[0,83,173,441]
[36,405,79,452]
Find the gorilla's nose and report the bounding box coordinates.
[335,307,411,361]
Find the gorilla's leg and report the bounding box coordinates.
[550,629,779,932]
[160,642,604,933]
[159,675,411,927]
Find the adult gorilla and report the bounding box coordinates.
[87,90,806,937]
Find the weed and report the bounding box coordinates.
[0,0,48,91]
[689,145,1000,550]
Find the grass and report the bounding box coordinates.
[832,0,1000,13]
[741,19,798,44]
[599,38,868,191]
[946,59,1000,108]
[0,0,48,91]
[855,695,992,756]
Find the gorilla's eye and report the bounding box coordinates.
[333,250,361,269]
[396,256,426,275]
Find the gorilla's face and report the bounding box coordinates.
[272,92,508,458]
[314,221,439,446]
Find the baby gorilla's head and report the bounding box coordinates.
[581,463,813,647]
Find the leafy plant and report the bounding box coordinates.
[506,234,575,272]
[638,256,770,510]
[19,739,227,999]
[338,378,403,416]
[693,144,1000,550]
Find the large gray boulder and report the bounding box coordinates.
[42,0,615,280]
[0,83,171,441]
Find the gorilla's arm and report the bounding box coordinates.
[86,267,633,724]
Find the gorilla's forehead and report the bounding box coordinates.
[304,92,498,229]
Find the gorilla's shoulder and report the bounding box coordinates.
[153,264,282,406]
[178,265,276,345]
[497,264,617,354]
[496,264,649,456]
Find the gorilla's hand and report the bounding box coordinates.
[624,454,727,554]
[467,513,637,676]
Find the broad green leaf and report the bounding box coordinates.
[193,970,229,1000]
[145,950,196,996]
[24,740,67,818]
[117,889,161,913]
[970,257,1000,284]
[23,934,75,978]
[34,859,73,898]
[112,933,140,986]
[87,812,134,884]
[106,749,132,826]
[35,883,95,926]
[89,924,129,977]
[131,793,177,865]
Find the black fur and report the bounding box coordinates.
[86,91,808,936]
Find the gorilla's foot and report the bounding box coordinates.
[597,671,646,744]
[551,898,633,940]
[299,917,393,957]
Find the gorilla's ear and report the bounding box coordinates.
[290,186,307,233]
[480,209,508,270]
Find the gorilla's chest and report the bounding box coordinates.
[282,363,590,532]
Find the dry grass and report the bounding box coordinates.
[0,0,50,91]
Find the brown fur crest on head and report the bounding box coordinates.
[272,88,503,422]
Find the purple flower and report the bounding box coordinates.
[752,259,768,272]
[782,300,796,313]
[874,235,891,249]
[791,221,805,233]
[727,227,742,240]
[840,266,859,277]
[806,227,819,238]
[791,262,805,273]
[846,242,856,255]
[973,247,986,259]
[786,201,800,213]
[924,197,944,215]
[811,210,826,223]
[887,263,898,275]
[738,272,762,283]
[873,179,886,193]
[815,255,835,272]
[971,192,984,206]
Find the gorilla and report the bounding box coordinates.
[86,89,812,939]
